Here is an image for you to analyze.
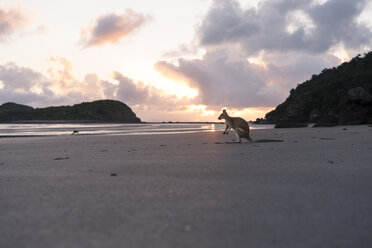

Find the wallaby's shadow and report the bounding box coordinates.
[252,139,284,143]
[225,139,284,144]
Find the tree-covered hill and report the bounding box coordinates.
[0,100,141,123]
[265,52,372,125]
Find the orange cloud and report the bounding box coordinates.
[0,5,31,40]
[81,9,149,47]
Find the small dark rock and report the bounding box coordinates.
[53,157,70,160]
[110,173,118,176]
[275,122,307,128]
[313,123,337,127]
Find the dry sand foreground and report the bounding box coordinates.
[1,126,372,248]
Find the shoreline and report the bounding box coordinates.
[0,120,224,124]
[0,122,276,139]
[0,123,367,139]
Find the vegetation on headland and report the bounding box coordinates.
[0,100,141,123]
[265,52,372,127]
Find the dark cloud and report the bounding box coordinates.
[0,61,104,107]
[198,0,372,54]
[155,49,340,108]
[198,0,260,46]
[0,63,68,106]
[0,68,75,107]
[0,5,30,41]
[82,9,149,47]
[113,72,150,104]
[259,51,340,88]
[0,63,48,91]
[309,0,372,50]
[156,50,274,108]
[101,80,117,98]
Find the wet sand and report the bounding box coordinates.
[1,125,372,248]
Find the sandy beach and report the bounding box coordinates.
[1,125,372,248]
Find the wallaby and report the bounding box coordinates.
[218,109,252,143]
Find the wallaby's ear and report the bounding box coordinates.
[223,109,227,113]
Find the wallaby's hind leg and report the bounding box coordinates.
[225,128,242,143]
[245,132,253,142]
[236,129,243,143]
[238,128,252,142]
[237,129,252,143]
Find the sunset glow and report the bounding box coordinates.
[188,105,216,117]
[331,46,351,63]
[1,0,372,121]
[219,107,276,122]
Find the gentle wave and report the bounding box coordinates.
[0,123,274,138]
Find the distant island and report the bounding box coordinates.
[264,51,372,127]
[0,100,141,123]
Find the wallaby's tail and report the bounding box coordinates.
[237,127,253,142]
[242,130,253,142]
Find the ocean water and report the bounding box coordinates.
[0,123,274,138]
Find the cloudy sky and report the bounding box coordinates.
[1,0,372,121]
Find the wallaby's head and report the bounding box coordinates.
[218,109,228,120]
